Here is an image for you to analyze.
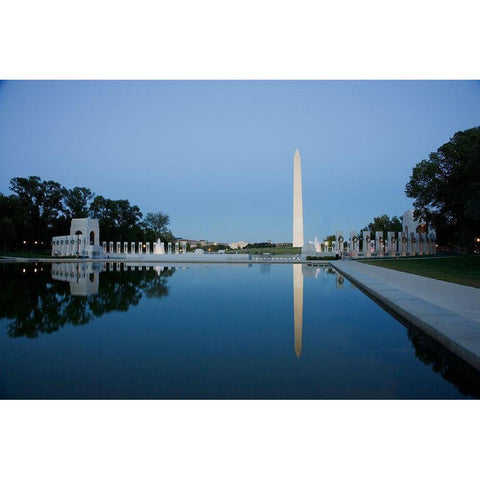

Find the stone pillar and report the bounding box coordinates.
[375,232,384,257]
[138,242,142,254]
[335,231,343,254]
[350,231,359,258]
[182,241,187,253]
[430,233,437,255]
[109,241,114,253]
[116,242,121,253]
[413,233,419,255]
[102,241,107,253]
[167,242,172,254]
[400,233,407,256]
[131,242,135,254]
[362,230,371,257]
[175,242,179,254]
[418,233,424,255]
[146,242,150,254]
[388,232,396,257]
[124,242,128,254]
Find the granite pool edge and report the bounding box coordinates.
[333,262,480,373]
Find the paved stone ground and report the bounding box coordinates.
[333,260,480,371]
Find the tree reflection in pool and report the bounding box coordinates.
[0,262,174,338]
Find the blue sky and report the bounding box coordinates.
[0,80,479,243]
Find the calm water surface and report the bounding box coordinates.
[0,261,478,399]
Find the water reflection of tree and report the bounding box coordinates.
[407,331,480,398]
[0,264,174,338]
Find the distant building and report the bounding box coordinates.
[228,241,248,250]
[177,239,201,248]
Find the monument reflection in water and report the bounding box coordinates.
[293,263,347,358]
[0,262,478,399]
[54,262,312,360]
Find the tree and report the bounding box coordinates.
[64,187,94,218]
[245,242,276,249]
[0,193,30,250]
[9,176,65,245]
[0,263,175,337]
[88,195,143,241]
[144,212,170,239]
[363,214,402,233]
[405,126,480,252]
[1,175,174,250]
[323,235,336,249]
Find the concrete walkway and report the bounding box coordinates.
[333,260,480,371]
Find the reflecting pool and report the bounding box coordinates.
[0,262,478,399]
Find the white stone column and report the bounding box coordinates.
[413,233,419,255]
[182,241,187,253]
[388,232,396,257]
[175,242,179,254]
[123,242,128,254]
[146,242,150,254]
[102,241,107,253]
[362,230,371,257]
[131,242,135,254]
[167,242,172,254]
[418,233,424,255]
[375,232,384,257]
[109,241,113,253]
[138,241,142,254]
[350,231,359,258]
[430,233,437,255]
[400,233,407,256]
[335,231,343,255]
[116,242,121,253]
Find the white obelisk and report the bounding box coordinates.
[293,149,304,247]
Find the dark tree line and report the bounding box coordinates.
[362,214,403,234]
[0,176,174,251]
[244,242,276,249]
[406,126,480,252]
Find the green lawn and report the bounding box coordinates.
[0,251,51,259]
[361,255,480,288]
[227,247,302,255]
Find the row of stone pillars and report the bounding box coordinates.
[102,241,188,255]
[335,230,436,257]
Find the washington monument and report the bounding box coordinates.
[293,149,304,247]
